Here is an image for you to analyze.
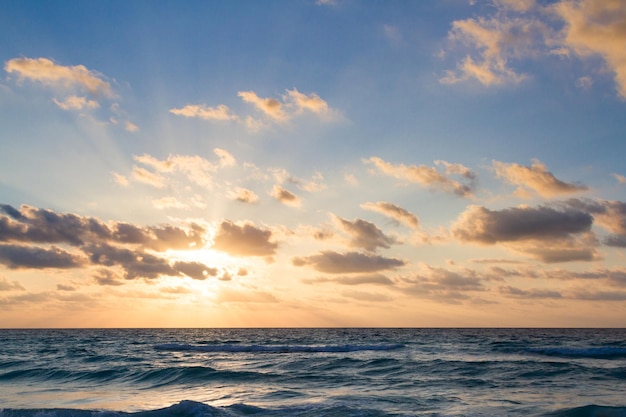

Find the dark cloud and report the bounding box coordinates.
[0,244,84,269]
[565,198,626,247]
[453,205,593,244]
[0,204,216,281]
[333,216,396,252]
[93,269,125,286]
[212,220,278,257]
[0,204,206,251]
[85,244,177,279]
[521,244,598,263]
[292,250,405,274]
[172,261,219,280]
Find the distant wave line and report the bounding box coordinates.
[527,347,626,358]
[154,343,405,353]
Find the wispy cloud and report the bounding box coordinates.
[365,157,476,197]
[171,88,336,130]
[292,250,405,274]
[441,0,626,98]
[4,56,138,129]
[361,201,419,229]
[169,104,239,121]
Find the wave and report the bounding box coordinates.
[0,399,402,417]
[3,400,626,417]
[528,347,626,359]
[545,404,626,417]
[154,343,404,353]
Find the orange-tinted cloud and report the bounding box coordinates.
[169,104,239,121]
[361,201,419,229]
[5,57,113,96]
[366,157,476,197]
[493,159,588,197]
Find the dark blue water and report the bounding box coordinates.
[1,328,625,416]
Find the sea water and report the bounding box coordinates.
[0,328,625,416]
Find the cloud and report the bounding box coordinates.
[152,197,188,210]
[231,187,260,204]
[53,95,100,111]
[131,166,167,188]
[0,204,210,279]
[441,0,626,98]
[496,0,536,12]
[169,104,239,121]
[93,269,125,286]
[303,273,394,286]
[171,89,335,130]
[131,149,233,190]
[332,215,396,252]
[4,56,140,130]
[0,275,25,291]
[361,201,419,229]
[614,174,626,184]
[452,203,598,262]
[0,244,84,269]
[499,285,562,299]
[452,204,593,244]
[238,90,287,121]
[292,251,405,274]
[285,88,329,114]
[172,261,219,280]
[565,198,626,246]
[56,284,76,291]
[212,220,278,257]
[0,204,205,251]
[5,57,113,97]
[493,159,588,197]
[214,148,236,167]
[398,265,486,302]
[552,0,626,99]
[440,14,542,85]
[365,157,476,197]
[271,185,301,207]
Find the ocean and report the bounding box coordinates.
[0,328,625,416]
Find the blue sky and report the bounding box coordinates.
[1,0,626,327]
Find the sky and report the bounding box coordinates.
[1,0,626,328]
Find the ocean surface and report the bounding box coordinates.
[1,328,625,416]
